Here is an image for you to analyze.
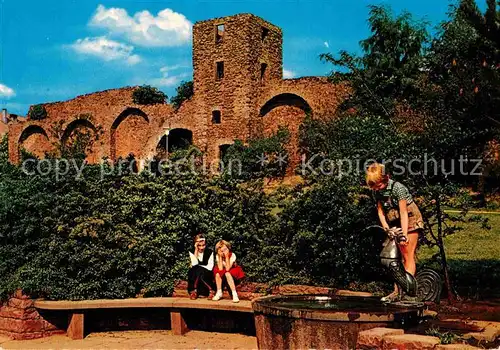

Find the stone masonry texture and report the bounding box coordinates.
[7,13,349,169]
[0,291,64,340]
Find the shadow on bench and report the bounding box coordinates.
[34,297,253,340]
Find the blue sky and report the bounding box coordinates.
[1,0,459,115]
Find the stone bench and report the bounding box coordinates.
[25,285,372,341]
[34,297,252,340]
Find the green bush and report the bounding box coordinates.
[28,104,48,121]
[0,149,276,299]
[0,137,383,299]
[245,175,384,286]
[132,85,167,105]
[170,81,194,110]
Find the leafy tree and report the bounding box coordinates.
[320,5,430,119]
[28,104,48,121]
[316,2,500,301]
[170,81,194,110]
[430,1,499,122]
[425,0,500,192]
[132,85,167,105]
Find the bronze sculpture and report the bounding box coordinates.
[373,226,442,304]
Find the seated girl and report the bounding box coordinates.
[212,240,245,303]
[188,234,215,299]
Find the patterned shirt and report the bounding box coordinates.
[373,179,413,208]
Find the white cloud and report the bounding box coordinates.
[71,36,141,65]
[151,66,190,87]
[152,76,183,87]
[160,64,190,73]
[127,55,142,65]
[131,65,191,88]
[283,69,296,79]
[90,5,192,47]
[0,83,16,98]
[324,41,330,48]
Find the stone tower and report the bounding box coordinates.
[192,14,283,161]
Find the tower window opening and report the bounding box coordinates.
[262,27,269,41]
[216,24,225,43]
[212,110,221,124]
[216,61,224,80]
[260,63,268,81]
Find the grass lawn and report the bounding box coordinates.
[418,212,500,298]
[419,212,500,261]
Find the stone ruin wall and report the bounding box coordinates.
[7,79,348,171]
[6,13,350,172]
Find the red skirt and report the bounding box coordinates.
[213,265,245,280]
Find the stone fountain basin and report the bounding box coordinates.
[252,294,424,350]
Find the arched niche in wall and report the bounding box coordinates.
[259,93,312,117]
[61,119,99,162]
[156,128,193,157]
[258,93,313,172]
[111,107,150,161]
[149,128,194,175]
[18,125,51,159]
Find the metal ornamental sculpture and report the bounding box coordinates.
[372,226,442,305]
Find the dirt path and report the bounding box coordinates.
[0,330,258,350]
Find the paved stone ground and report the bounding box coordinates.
[0,330,258,349]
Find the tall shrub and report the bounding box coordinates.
[132,85,167,105]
